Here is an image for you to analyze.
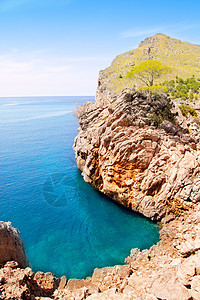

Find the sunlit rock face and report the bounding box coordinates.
[73,89,200,221]
[0,221,29,268]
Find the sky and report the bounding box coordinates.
[0,0,200,96]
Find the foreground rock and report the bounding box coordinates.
[0,222,29,268]
[0,261,61,299]
[1,203,199,299]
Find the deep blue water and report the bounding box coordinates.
[0,96,159,279]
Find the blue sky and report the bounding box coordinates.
[0,0,200,96]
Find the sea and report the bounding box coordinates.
[0,96,159,279]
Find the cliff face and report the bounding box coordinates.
[71,85,200,299]
[74,89,200,221]
[0,221,29,269]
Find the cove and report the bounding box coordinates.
[0,96,160,279]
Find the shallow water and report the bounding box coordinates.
[0,96,159,278]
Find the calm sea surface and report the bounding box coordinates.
[0,96,159,278]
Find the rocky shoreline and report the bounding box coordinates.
[0,205,200,299]
[1,86,200,299]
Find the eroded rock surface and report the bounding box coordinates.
[73,89,200,221]
[0,262,60,299]
[0,221,29,268]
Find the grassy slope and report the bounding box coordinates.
[102,33,200,95]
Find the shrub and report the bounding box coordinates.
[189,92,194,101]
[178,78,184,84]
[162,80,175,91]
[179,104,197,117]
[164,76,200,100]
[149,104,175,126]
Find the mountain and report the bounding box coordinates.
[97,33,200,101]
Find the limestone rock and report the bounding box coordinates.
[34,271,60,295]
[72,86,200,300]
[86,288,133,299]
[58,276,67,290]
[74,89,200,221]
[191,275,200,300]
[0,221,29,268]
[0,262,60,299]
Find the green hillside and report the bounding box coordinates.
[102,33,200,95]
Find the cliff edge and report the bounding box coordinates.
[74,89,200,221]
[71,34,200,299]
[0,221,29,269]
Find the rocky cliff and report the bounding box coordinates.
[72,52,200,298]
[0,221,29,269]
[74,89,200,221]
[1,34,200,299]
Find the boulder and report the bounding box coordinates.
[0,221,29,268]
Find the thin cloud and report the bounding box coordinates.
[30,49,52,56]
[0,49,109,96]
[121,27,166,39]
[0,55,41,73]
[0,0,33,11]
[46,66,71,73]
[62,56,111,63]
[0,0,71,11]
[121,23,200,39]
[0,53,98,96]
[12,49,19,53]
[176,23,200,31]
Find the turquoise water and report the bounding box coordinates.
[0,96,159,279]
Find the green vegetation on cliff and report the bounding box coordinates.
[101,33,200,95]
[179,104,198,117]
[163,76,200,100]
[148,103,175,126]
